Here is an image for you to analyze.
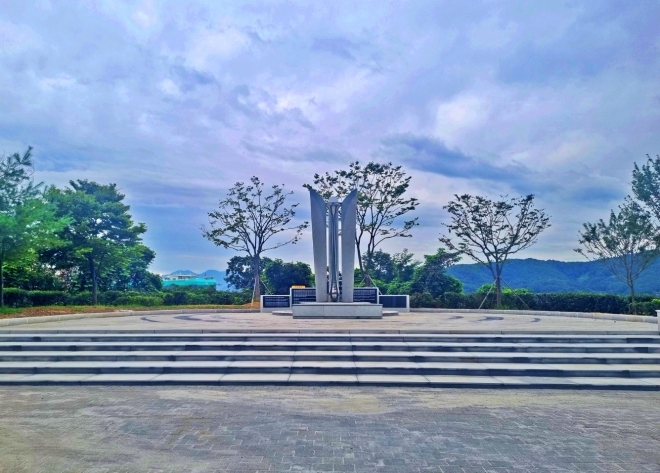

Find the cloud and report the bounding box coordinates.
[380,134,534,187]
[312,37,357,60]
[0,0,659,271]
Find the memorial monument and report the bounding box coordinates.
[292,188,383,318]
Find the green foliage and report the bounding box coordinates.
[305,161,418,284]
[632,154,660,222]
[202,177,308,301]
[225,255,273,291]
[440,193,550,307]
[636,299,660,316]
[1,286,251,308]
[45,180,149,304]
[410,248,462,297]
[576,198,660,312]
[475,283,531,295]
[0,147,68,306]
[262,259,313,295]
[410,291,657,315]
[113,295,163,306]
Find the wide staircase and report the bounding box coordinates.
[0,331,659,389]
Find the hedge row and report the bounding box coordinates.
[1,288,252,308]
[410,292,660,316]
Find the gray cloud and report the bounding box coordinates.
[0,0,659,271]
[379,134,551,195]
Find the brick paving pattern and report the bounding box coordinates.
[0,386,658,472]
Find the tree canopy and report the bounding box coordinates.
[632,154,660,223]
[262,259,314,295]
[410,248,462,298]
[202,177,308,301]
[0,147,67,306]
[305,161,418,284]
[45,180,148,304]
[576,198,660,312]
[440,194,550,307]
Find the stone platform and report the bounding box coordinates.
[291,302,385,319]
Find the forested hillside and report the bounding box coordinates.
[447,258,660,295]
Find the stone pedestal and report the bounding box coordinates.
[292,302,383,319]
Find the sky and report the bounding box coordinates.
[1,0,659,274]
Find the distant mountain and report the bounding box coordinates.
[166,270,231,291]
[447,258,660,295]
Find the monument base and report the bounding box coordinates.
[292,302,383,319]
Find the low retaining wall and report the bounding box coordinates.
[412,308,658,324]
[0,308,260,327]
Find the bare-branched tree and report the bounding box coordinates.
[202,177,308,302]
[440,194,550,308]
[575,198,660,313]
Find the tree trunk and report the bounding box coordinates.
[89,256,98,305]
[629,281,636,315]
[362,253,375,287]
[495,274,502,309]
[356,239,364,275]
[0,262,4,308]
[252,255,261,302]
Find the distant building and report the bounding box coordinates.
[162,273,216,287]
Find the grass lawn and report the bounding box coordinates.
[0,303,259,319]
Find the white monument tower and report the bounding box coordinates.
[309,189,358,303]
[293,188,382,318]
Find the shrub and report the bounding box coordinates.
[410,292,437,308]
[67,292,92,306]
[163,291,188,305]
[636,299,660,316]
[26,291,69,306]
[410,291,655,315]
[114,295,164,307]
[2,288,31,307]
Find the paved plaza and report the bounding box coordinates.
[1,310,656,333]
[1,312,658,472]
[0,386,659,473]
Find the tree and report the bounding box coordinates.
[575,199,660,313]
[0,147,66,306]
[440,194,550,308]
[305,161,418,285]
[364,250,396,283]
[410,248,462,297]
[225,255,273,291]
[391,249,419,283]
[45,180,148,305]
[202,177,308,302]
[632,154,660,223]
[100,244,162,292]
[262,259,314,295]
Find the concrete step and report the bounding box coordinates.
[0,372,657,389]
[2,360,660,377]
[2,341,659,353]
[2,331,659,388]
[2,350,660,364]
